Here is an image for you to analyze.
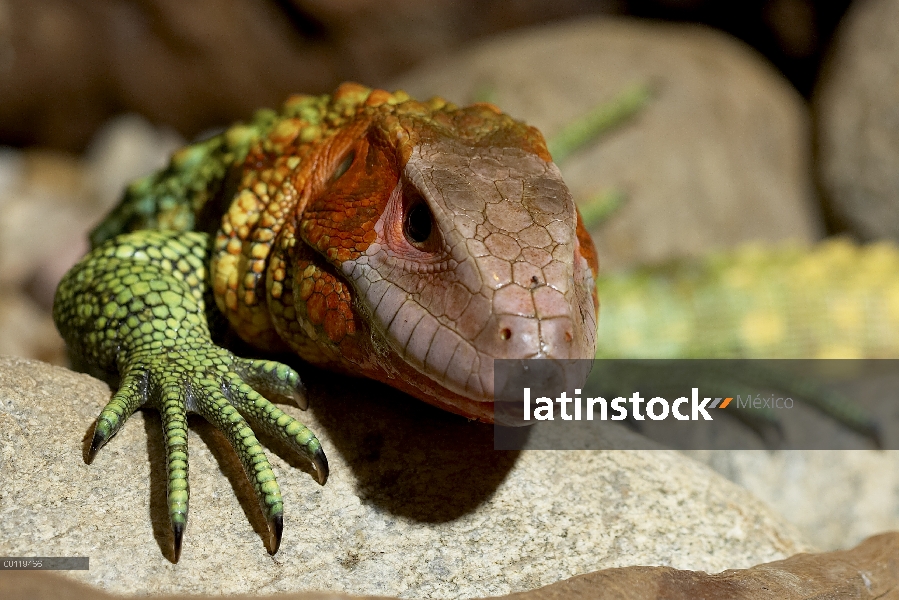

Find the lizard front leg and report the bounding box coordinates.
[53,230,327,561]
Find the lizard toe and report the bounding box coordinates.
[157,383,190,562]
[224,373,328,485]
[87,369,148,463]
[234,358,307,410]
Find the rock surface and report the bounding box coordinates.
[688,449,899,551]
[389,17,823,272]
[816,0,899,240]
[0,356,811,597]
[3,533,897,600]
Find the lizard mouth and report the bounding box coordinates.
[373,313,594,424]
[418,312,594,406]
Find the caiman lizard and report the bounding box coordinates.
[54,80,897,562]
[53,83,600,561]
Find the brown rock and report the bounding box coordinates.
[390,18,824,271]
[816,0,899,240]
[0,0,613,151]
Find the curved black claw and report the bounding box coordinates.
[87,425,110,463]
[311,446,329,485]
[268,514,283,555]
[288,386,309,411]
[223,368,327,487]
[86,373,146,463]
[173,521,185,563]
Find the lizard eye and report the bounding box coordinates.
[403,192,435,249]
[331,150,355,182]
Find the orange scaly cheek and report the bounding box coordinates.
[295,261,356,346]
[301,134,400,266]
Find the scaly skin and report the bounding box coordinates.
[53,231,327,560]
[54,83,599,560]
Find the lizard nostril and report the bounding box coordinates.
[500,328,512,341]
[565,330,573,343]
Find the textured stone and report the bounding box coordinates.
[0,356,810,597]
[389,17,823,272]
[816,0,899,240]
[2,533,897,600]
[682,369,899,551]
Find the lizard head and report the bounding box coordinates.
[295,85,599,421]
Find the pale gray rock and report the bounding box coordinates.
[684,370,899,551]
[0,356,811,597]
[84,114,184,210]
[816,0,899,240]
[0,149,93,290]
[388,17,823,272]
[688,450,899,552]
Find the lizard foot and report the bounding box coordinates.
[87,350,326,561]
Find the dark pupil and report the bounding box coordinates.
[404,202,432,244]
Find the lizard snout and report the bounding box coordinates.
[487,315,583,360]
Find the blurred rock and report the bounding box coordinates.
[0,0,616,151]
[0,356,811,596]
[0,291,65,364]
[0,114,183,364]
[84,114,183,209]
[688,449,899,551]
[0,148,93,292]
[815,0,899,240]
[390,17,824,272]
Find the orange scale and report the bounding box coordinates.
[306,295,325,324]
[324,312,346,343]
[325,293,339,310]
